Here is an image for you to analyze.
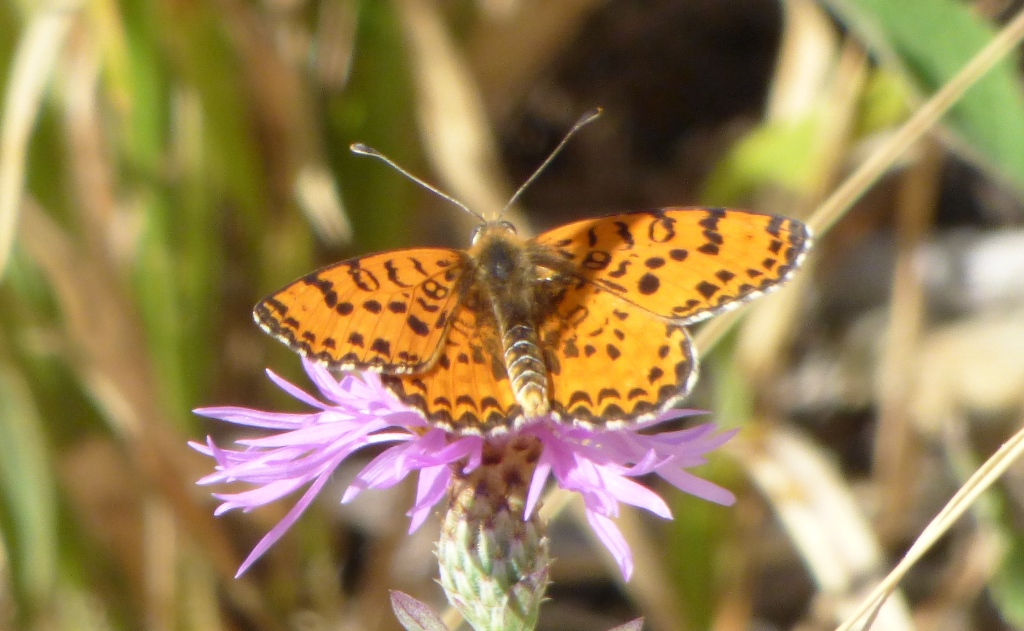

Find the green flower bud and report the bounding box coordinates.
[437,436,549,631]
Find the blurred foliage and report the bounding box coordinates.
[824,0,1024,194]
[1,1,1024,630]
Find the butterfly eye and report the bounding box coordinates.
[470,225,485,244]
[497,220,517,234]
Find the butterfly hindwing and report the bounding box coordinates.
[535,207,811,325]
[539,280,696,427]
[382,304,521,435]
[254,248,468,373]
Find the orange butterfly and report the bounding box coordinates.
[254,114,811,436]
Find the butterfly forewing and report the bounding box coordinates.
[535,207,811,325]
[254,248,468,373]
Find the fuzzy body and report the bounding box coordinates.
[467,222,556,419]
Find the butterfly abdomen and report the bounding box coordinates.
[501,322,548,418]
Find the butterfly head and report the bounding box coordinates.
[470,219,517,246]
[468,220,528,284]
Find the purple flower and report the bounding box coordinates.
[193,359,737,579]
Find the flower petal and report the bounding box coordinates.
[265,368,332,410]
[407,464,451,532]
[657,467,736,506]
[524,460,551,519]
[193,406,313,430]
[234,470,334,576]
[585,512,633,581]
[602,473,672,519]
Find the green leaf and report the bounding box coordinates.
[327,0,418,254]
[991,534,1024,627]
[823,0,1024,194]
[0,364,58,607]
[702,116,821,204]
[390,591,450,631]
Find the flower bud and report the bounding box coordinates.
[437,435,549,631]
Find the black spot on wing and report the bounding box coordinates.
[582,250,612,271]
[645,257,665,269]
[384,260,413,288]
[370,338,391,356]
[638,273,660,295]
[416,297,440,313]
[608,260,631,278]
[696,281,719,299]
[614,221,635,248]
[407,314,430,336]
[568,391,593,407]
[648,366,664,383]
[264,297,288,316]
[627,388,648,400]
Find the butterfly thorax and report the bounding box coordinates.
[467,222,557,420]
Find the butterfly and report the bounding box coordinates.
[255,111,809,435]
[255,204,810,436]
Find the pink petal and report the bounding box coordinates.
[303,360,355,407]
[407,465,451,532]
[603,474,672,519]
[342,443,418,501]
[193,406,312,430]
[234,470,334,576]
[524,461,552,519]
[657,467,736,506]
[586,511,633,580]
[265,369,332,410]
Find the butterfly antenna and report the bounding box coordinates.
[350,143,486,223]
[499,107,603,217]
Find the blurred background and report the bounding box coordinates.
[2,0,1024,630]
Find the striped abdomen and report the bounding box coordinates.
[500,320,549,418]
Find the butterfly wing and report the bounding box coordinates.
[254,248,468,373]
[382,304,521,435]
[535,207,811,324]
[533,206,809,428]
[539,280,696,427]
